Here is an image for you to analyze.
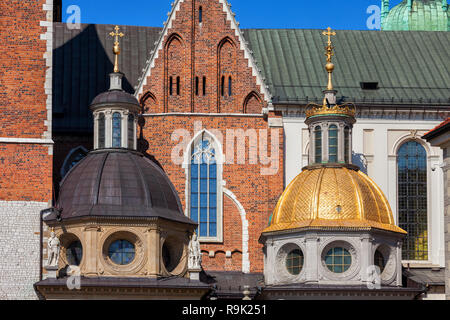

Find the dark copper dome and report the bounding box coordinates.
[45,150,195,225]
[90,90,140,110]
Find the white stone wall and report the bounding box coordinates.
[0,201,47,300]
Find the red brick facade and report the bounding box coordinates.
[0,0,52,202]
[138,0,284,273]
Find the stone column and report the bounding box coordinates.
[305,233,319,283]
[323,123,329,163]
[93,112,99,149]
[146,226,161,278]
[105,110,112,148]
[83,226,100,276]
[360,235,371,284]
[338,123,345,163]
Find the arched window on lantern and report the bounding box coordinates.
[128,114,135,149]
[314,126,322,164]
[328,125,338,162]
[98,113,105,149]
[112,112,122,148]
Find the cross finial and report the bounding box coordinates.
[322,27,336,63]
[109,26,125,73]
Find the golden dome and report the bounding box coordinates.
[264,166,406,234]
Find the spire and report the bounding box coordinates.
[322,27,336,91]
[108,26,125,91]
[305,28,355,120]
[109,25,124,73]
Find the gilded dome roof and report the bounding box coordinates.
[383,0,449,31]
[264,166,406,234]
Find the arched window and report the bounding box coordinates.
[199,6,203,23]
[344,126,350,163]
[112,112,122,148]
[60,146,88,178]
[220,76,225,96]
[228,76,232,96]
[202,76,206,96]
[328,125,338,162]
[128,114,135,149]
[314,126,322,163]
[98,113,105,148]
[397,141,428,260]
[176,76,181,95]
[189,133,220,239]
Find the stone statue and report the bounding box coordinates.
[188,232,202,270]
[46,230,60,267]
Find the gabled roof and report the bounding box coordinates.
[243,29,450,105]
[52,23,450,134]
[422,117,450,140]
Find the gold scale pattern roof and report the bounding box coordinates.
[264,167,406,234]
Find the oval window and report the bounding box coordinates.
[325,247,352,273]
[108,240,135,265]
[285,249,304,275]
[66,240,83,266]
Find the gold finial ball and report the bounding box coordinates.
[325,62,335,72]
[113,44,120,55]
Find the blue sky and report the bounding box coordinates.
[62,0,406,30]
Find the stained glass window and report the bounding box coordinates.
[397,141,428,260]
[190,135,218,238]
[328,125,338,162]
[286,249,304,275]
[112,112,121,148]
[325,247,352,273]
[98,113,105,148]
[314,126,322,164]
[128,114,134,149]
[108,240,135,265]
[66,241,83,266]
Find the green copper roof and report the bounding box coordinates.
[382,0,449,31]
[243,29,450,105]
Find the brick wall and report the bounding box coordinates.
[138,0,283,273]
[0,0,53,299]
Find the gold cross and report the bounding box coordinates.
[322,27,336,63]
[109,26,125,73]
[109,25,124,45]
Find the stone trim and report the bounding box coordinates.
[223,187,250,273]
[40,0,54,155]
[143,112,264,118]
[0,138,54,144]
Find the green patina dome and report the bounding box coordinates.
[382,0,449,31]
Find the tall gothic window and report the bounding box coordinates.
[176,76,181,95]
[195,76,199,96]
[199,6,203,23]
[112,112,122,148]
[98,113,105,149]
[344,126,350,163]
[397,141,428,260]
[328,125,338,162]
[314,126,322,163]
[203,76,206,96]
[127,114,134,149]
[169,76,173,96]
[228,76,232,96]
[190,134,219,238]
